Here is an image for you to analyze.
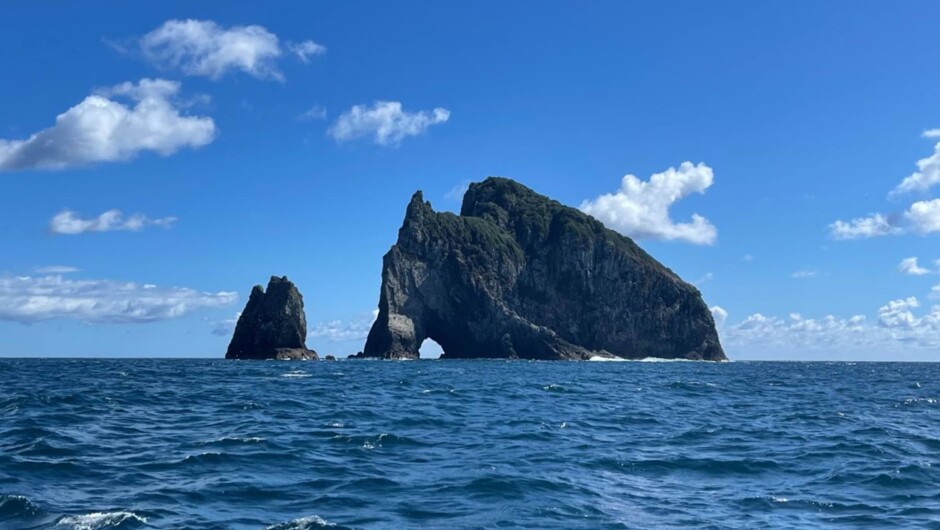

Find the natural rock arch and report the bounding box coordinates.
[356,178,725,361]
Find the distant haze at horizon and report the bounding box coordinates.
[1,2,940,361]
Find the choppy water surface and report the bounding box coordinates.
[1,359,938,529]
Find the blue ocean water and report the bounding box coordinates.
[0,359,938,530]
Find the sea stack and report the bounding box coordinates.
[225,276,319,360]
[356,177,726,361]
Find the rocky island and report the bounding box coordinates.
[225,276,319,360]
[355,177,725,361]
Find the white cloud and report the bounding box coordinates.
[725,312,871,350]
[34,266,80,274]
[328,101,450,146]
[829,199,940,240]
[579,162,717,245]
[287,40,326,63]
[445,181,470,202]
[0,274,237,324]
[828,213,902,240]
[877,297,923,329]
[309,310,378,342]
[693,272,714,286]
[212,312,241,336]
[898,257,931,276]
[50,209,177,235]
[832,131,940,240]
[931,284,940,300]
[298,105,327,121]
[710,305,728,327]
[905,199,940,233]
[141,19,284,80]
[719,283,940,359]
[791,270,817,279]
[889,138,940,197]
[0,79,215,171]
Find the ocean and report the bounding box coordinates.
[0,359,937,529]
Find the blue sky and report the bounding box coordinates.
[2,1,940,360]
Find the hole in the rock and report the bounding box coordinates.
[419,338,444,359]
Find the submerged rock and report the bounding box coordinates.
[225,276,319,360]
[356,177,725,361]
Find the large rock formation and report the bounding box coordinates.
[225,276,318,360]
[356,177,725,361]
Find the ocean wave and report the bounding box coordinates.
[0,494,41,517]
[282,371,312,378]
[264,514,354,529]
[587,356,707,362]
[4,358,940,529]
[196,435,267,446]
[56,511,148,530]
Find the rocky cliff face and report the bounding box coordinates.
[225,276,318,360]
[357,177,725,361]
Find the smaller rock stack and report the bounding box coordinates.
[225,276,318,360]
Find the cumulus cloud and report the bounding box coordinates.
[725,312,871,351]
[828,213,902,240]
[829,200,940,240]
[719,283,940,358]
[328,101,450,146]
[877,297,922,329]
[34,266,80,274]
[309,310,378,342]
[831,131,940,240]
[50,209,177,235]
[890,138,940,197]
[141,19,282,80]
[287,40,326,63]
[579,162,717,245]
[898,257,931,276]
[710,306,728,327]
[138,20,325,80]
[0,79,215,171]
[0,274,237,324]
[931,284,940,300]
[905,199,940,233]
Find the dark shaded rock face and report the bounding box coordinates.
[357,177,726,361]
[225,276,318,360]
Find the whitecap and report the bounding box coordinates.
[588,355,710,362]
[281,371,311,378]
[57,511,147,530]
[214,436,265,443]
[263,515,336,529]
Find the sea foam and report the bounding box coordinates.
[56,511,147,530]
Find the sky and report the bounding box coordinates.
[2,1,940,361]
